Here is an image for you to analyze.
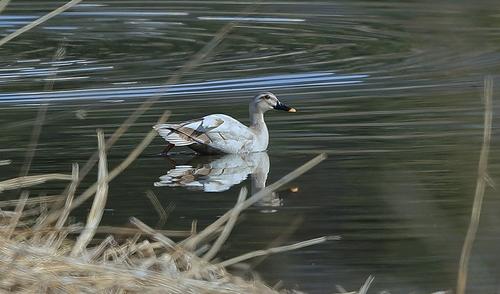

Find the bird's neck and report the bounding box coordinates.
[250,110,265,127]
[249,108,269,150]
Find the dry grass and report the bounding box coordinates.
[456,76,494,294]
[0,0,82,47]
[0,173,73,193]
[0,126,328,293]
[0,0,10,14]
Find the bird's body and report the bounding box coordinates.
[154,113,264,154]
[153,92,295,155]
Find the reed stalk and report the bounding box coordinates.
[456,76,494,294]
[0,0,82,47]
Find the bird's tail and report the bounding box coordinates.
[153,124,194,146]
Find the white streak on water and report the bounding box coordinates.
[0,72,368,103]
[197,16,306,23]
[75,3,107,7]
[62,12,189,16]
[43,26,78,30]
[16,59,40,63]
[43,76,89,81]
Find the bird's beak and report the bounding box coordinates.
[274,101,297,112]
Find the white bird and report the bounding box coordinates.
[153,92,296,155]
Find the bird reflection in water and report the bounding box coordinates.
[154,152,282,211]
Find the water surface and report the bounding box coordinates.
[2,1,500,293]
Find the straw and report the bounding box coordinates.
[145,190,169,228]
[71,130,109,256]
[0,0,10,14]
[456,76,494,294]
[203,187,247,261]
[216,236,328,268]
[0,173,73,192]
[0,0,82,47]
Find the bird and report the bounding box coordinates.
[153,92,296,155]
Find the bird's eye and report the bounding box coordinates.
[263,95,270,100]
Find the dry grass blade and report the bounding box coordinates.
[457,76,494,294]
[71,130,109,257]
[55,163,79,230]
[0,159,12,166]
[0,0,82,47]
[44,163,79,247]
[0,173,72,192]
[203,187,247,261]
[184,153,327,250]
[358,275,375,294]
[4,191,29,239]
[217,236,328,268]
[191,220,198,236]
[19,44,66,178]
[129,217,176,249]
[18,103,48,177]
[335,285,351,294]
[0,0,10,14]
[18,225,190,238]
[95,226,190,238]
[334,275,375,294]
[145,190,169,228]
[0,195,61,207]
[249,216,304,270]
[42,111,170,226]
[87,235,115,262]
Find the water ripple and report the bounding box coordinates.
[0,72,367,103]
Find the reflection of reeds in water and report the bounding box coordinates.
[0,126,329,292]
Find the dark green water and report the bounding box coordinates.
[2,1,500,293]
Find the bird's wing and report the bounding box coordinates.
[201,114,255,152]
[154,114,253,150]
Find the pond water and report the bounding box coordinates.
[2,1,500,293]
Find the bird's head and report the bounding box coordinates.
[252,92,296,113]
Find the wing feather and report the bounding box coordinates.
[154,114,255,153]
[154,116,224,146]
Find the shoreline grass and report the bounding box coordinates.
[0,125,329,293]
